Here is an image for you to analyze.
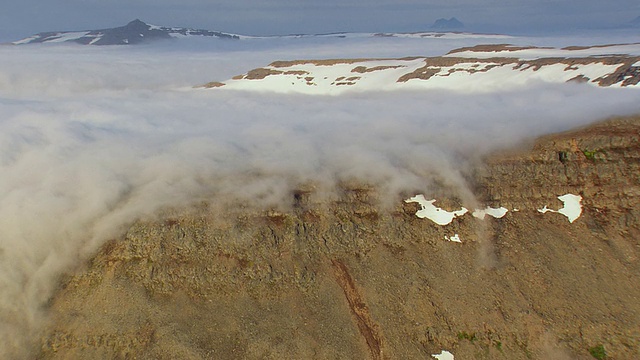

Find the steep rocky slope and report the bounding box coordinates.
[36,116,640,359]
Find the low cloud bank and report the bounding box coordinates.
[1,36,640,357]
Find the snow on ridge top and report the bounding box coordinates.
[11,19,241,45]
[266,58,418,68]
[11,35,40,45]
[243,31,512,40]
[373,31,512,40]
[446,43,640,60]
[12,31,89,45]
[46,32,91,43]
[206,52,640,94]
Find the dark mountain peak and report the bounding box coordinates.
[123,19,151,31]
[12,19,240,45]
[431,17,464,30]
[128,19,146,25]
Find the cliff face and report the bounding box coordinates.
[38,116,640,359]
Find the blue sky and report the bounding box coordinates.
[1,0,639,41]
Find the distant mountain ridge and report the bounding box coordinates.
[431,17,464,30]
[10,19,514,46]
[12,19,240,45]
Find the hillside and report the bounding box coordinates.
[33,115,640,359]
[201,43,640,94]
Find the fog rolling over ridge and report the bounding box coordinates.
[1,35,640,356]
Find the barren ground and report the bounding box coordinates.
[36,116,640,359]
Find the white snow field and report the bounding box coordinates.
[208,38,640,95]
[215,54,638,94]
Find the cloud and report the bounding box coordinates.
[1,35,640,357]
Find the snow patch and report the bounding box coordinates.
[11,35,40,45]
[406,194,514,225]
[88,35,103,45]
[404,194,468,225]
[45,32,90,43]
[538,194,583,223]
[445,234,462,243]
[222,58,425,95]
[432,350,455,360]
[379,32,512,40]
[472,206,508,219]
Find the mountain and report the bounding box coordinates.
[10,19,516,46]
[431,17,464,30]
[12,19,240,45]
[36,115,640,359]
[199,43,640,93]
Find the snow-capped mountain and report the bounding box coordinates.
[11,19,517,45]
[200,43,640,94]
[12,19,240,45]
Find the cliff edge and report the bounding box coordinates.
[37,116,640,359]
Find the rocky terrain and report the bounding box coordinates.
[31,115,640,359]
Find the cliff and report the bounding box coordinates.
[37,116,640,359]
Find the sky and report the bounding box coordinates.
[1,0,640,41]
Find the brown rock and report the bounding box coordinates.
[35,115,640,360]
